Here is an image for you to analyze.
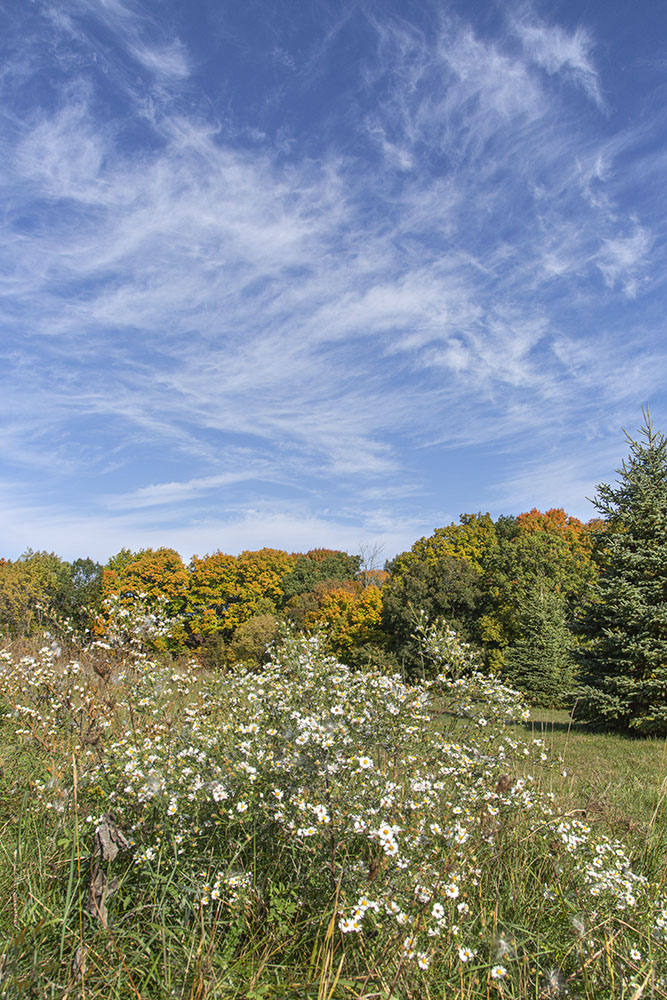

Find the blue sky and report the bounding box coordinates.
[1,0,666,563]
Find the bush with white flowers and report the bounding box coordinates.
[1,614,666,996]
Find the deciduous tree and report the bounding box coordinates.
[383,518,490,676]
[186,551,239,642]
[280,549,360,604]
[53,557,104,635]
[482,511,597,672]
[305,583,384,663]
[102,547,188,649]
[186,548,295,644]
[0,550,70,636]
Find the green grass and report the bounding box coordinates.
[1,635,667,999]
[525,708,667,880]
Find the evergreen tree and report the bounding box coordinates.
[504,581,573,706]
[575,408,667,735]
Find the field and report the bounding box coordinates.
[524,710,667,886]
[0,623,666,1000]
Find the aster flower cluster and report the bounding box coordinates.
[92,592,181,655]
[1,617,666,995]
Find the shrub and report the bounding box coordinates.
[0,615,665,997]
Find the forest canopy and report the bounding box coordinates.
[0,508,599,689]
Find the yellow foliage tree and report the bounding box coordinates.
[186,548,295,642]
[0,551,69,636]
[404,512,498,572]
[305,584,384,661]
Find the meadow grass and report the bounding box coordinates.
[0,621,666,999]
[525,709,667,882]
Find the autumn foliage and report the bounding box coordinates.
[0,508,603,703]
[304,583,384,660]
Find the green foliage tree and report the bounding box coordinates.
[575,409,667,735]
[504,580,573,706]
[382,509,596,678]
[52,557,104,635]
[382,513,500,674]
[280,549,361,604]
[105,547,136,574]
[225,612,281,667]
[383,553,485,676]
[482,525,596,671]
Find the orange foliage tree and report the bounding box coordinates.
[101,547,189,649]
[516,507,603,554]
[103,548,188,609]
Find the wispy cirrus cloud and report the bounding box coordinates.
[0,0,665,560]
[595,225,653,296]
[129,40,190,80]
[513,14,603,108]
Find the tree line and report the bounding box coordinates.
[0,519,593,679]
[2,409,666,735]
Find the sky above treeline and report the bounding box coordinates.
[1,0,666,564]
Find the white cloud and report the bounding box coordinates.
[366,12,547,174]
[0,487,426,564]
[514,16,603,108]
[17,104,106,201]
[105,466,276,509]
[595,225,652,295]
[129,40,190,80]
[0,0,664,559]
[441,27,544,121]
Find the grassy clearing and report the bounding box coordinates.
[0,625,666,999]
[525,709,667,879]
